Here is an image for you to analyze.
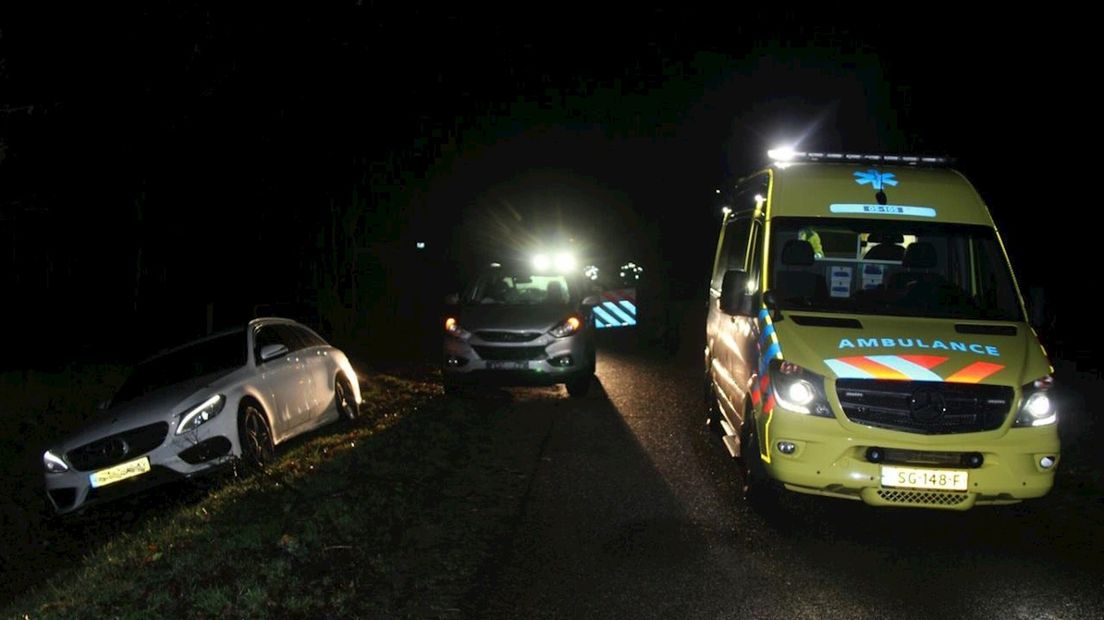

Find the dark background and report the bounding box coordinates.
[0,4,1090,369]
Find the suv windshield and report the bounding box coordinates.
[113,330,247,405]
[768,217,1023,321]
[463,270,575,306]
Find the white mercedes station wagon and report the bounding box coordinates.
[42,317,362,515]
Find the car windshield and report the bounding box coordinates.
[463,270,575,305]
[112,330,247,405]
[768,217,1024,321]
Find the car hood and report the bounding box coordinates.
[55,370,231,450]
[457,304,576,333]
[774,314,1049,387]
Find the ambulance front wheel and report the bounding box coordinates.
[739,409,777,508]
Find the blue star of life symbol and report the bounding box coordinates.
[854,169,898,191]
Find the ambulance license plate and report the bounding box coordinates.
[881,465,968,491]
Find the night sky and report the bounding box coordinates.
[0,5,1089,366]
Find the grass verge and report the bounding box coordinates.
[3,370,534,619]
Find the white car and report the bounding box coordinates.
[42,317,362,515]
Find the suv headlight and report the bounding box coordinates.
[769,360,834,418]
[444,317,471,340]
[176,395,226,435]
[1014,376,1056,427]
[549,316,582,338]
[43,450,69,473]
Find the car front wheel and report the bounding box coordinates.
[335,376,358,421]
[239,403,275,467]
[739,410,779,509]
[566,374,592,398]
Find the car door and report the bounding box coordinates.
[253,324,310,439]
[286,324,333,422]
[272,324,324,430]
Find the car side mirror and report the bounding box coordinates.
[444,293,459,305]
[581,294,600,307]
[260,343,289,362]
[720,269,757,316]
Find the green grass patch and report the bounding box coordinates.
[3,370,532,619]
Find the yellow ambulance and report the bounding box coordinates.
[705,151,1058,510]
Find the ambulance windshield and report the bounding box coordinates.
[768,218,1023,321]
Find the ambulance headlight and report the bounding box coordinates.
[769,360,834,418]
[1015,376,1056,427]
[785,381,814,406]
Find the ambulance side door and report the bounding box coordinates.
[708,178,763,430]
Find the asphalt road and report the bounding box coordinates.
[465,337,1104,619]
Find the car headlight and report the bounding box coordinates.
[769,360,834,418]
[43,449,69,474]
[444,317,471,340]
[1014,376,1056,427]
[176,395,227,435]
[549,316,582,338]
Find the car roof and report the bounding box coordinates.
[249,316,302,327]
[765,163,994,227]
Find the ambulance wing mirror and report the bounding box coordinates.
[720,269,757,316]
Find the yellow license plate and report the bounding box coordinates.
[881,465,968,491]
[90,456,151,488]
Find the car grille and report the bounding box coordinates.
[476,330,541,343]
[836,379,1013,434]
[66,422,169,472]
[472,345,547,361]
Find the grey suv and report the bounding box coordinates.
[442,264,598,397]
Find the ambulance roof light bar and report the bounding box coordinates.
[767,148,952,166]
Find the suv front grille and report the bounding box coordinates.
[836,379,1013,434]
[67,422,169,472]
[476,331,541,343]
[472,345,547,361]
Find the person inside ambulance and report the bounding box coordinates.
[773,238,828,305]
[797,227,825,259]
[862,232,906,261]
[890,241,975,312]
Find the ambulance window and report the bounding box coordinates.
[749,222,764,283]
[712,217,752,292]
[769,217,1022,320]
[972,239,1019,316]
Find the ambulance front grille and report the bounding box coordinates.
[836,380,1013,434]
